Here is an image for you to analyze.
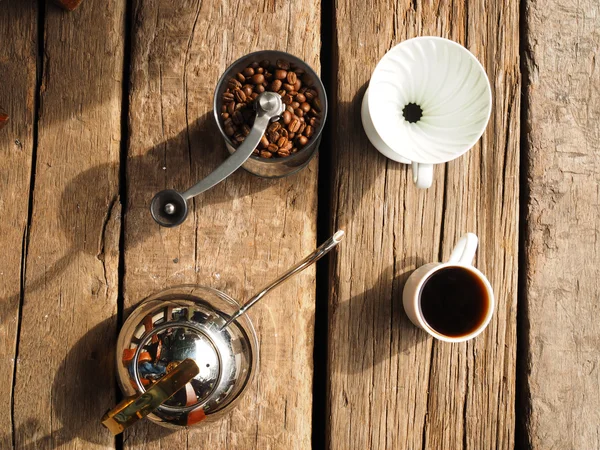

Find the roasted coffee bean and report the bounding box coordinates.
[232,110,244,125]
[252,148,260,155]
[243,85,253,97]
[289,118,301,133]
[276,59,290,70]
[242,108,254,121]
[277,136,288,148]
[274,69,288,80]
[259,135,269,149]
[300,102,311,113]
[282,110,292,124]
[270,79,282,92]
[228,79,242,90]
[220,59,322,158]
[313,98,322,112]
[267,130,281,142]
[286,71,297,84]
[268,122,282,132]
[251,73,265,84]
[234,88,246,103]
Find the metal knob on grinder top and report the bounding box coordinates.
[150,91,284,227]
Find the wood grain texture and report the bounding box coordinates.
[522,1,600,448]
[327,1,519,449]
[124,0,320,448]
[12,2,125,449]
[0,1,37,448]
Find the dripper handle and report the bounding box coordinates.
[101,359,199,435]
[411,162,433,189]
[182,92,284,200]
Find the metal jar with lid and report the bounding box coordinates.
[102,285,258,433]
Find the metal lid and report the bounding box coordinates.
[132,323,222,408]
[116,287,257,427]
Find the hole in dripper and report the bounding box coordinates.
[402,102,423,123]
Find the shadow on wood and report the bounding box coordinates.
[0,111,269,328]
[3,316,176,448]
[330,257,428,375]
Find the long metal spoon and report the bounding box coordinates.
[150,92,284,227]
[221,230,345,330]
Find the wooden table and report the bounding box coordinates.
[1,0,598,449]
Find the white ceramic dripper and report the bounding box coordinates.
[362,36,492,188]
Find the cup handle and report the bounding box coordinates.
[411,162,433,189]
[448,233,479,265]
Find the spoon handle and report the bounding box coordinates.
[222,230,345,329]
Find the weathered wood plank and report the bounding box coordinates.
[0,1,37,448]
[12,2,125,448]
[327,1,519,449]
[522,1,600,448]
[124,0,320,448]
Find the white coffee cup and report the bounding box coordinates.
[402,233,494,342]
[361,37,492,188]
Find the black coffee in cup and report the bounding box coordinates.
[420,267,490,337]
